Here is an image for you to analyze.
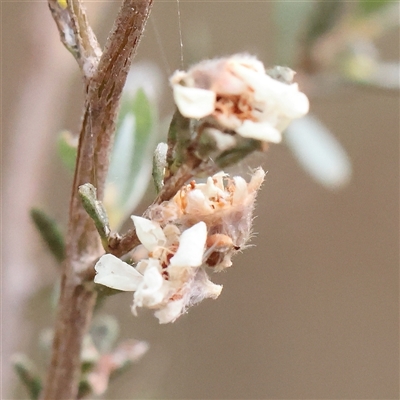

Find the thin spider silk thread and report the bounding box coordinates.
[150,16,172,76]
[176,0,184,68]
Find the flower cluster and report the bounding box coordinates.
[93,55,309,324]
[170,54,309,145]
[95,219,222,324]
[148,167,265,270]
[94,169,264,323]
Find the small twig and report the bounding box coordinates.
[41,1,153,399]
[107,160,197,257]
[47,0,101,79]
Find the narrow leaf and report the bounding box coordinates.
[152,142,168,193]
[77,379,92,400]
[12,354,42,400]
[302,1,343,47]
[216,138,262,169]
[78,183,111,249]
[109,340,149,376]
[357,0,392,15]
[284,115,352,190]
[57,130,77,173]
[90,315,120,353]
[106,88,158,229]
[30,208,65,263]
[272,2,316,65]
[368,62,400,90]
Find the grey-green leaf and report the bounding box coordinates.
[90,314,120,353]
[12,354,42,400]
[106,88,158,229]
[284,115,352,190]
[357,0,392,15]
[272,2,315,65]
[351,61,400,90]
[152,142,168,193]
[30,208,65,263]
[302,2,343,48]
[78,183,111,249]
[57,130,77,173]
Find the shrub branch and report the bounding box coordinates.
[41,1,153,399]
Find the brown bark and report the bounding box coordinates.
[41,1,153,398]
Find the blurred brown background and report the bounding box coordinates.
[2,1,399,399]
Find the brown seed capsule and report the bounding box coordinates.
[205,233,234,268]
[206,233,234,249]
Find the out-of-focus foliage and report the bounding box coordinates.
[57,130,77,173]
[272,2,315,65]
[12,354,42,400]
[285,115,352,190]
[30,208,66,263]
[274,0,399,189]
[105,88,158,229]
[357,0,393,15]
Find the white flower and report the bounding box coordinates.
[170,54,309,143]
[154,299,186,324]
[172,85,216,119]
[169,221,205,268]
[94,220,222,323]
[131,216,166,252]
[132,262,167,310]
[94,254,143,291]
[147,168,265,270]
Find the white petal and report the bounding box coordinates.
[232,176,248,205]
[279,88,309,118]
[234,55,266,74]
[154,299,185,324]
[247,167,265,193]
[237,120,282,143]
[204,127,236,151]
[170,222,207,267]
[142,266,164,293]
[133,265,166,309]
[234,64,308,118]
[94,254,143,291]
[131,216,166,252]
[255,72,292,100]
[188,268,223,304]
[204,176,225,199]
[172,85,216,119]
[201,280,222,300]
[135,258,159,275]
[212,171,227,190]
[230,61,266,91]
[162,224,181,246]
[214,112,241,130]
[185,189,213,214]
